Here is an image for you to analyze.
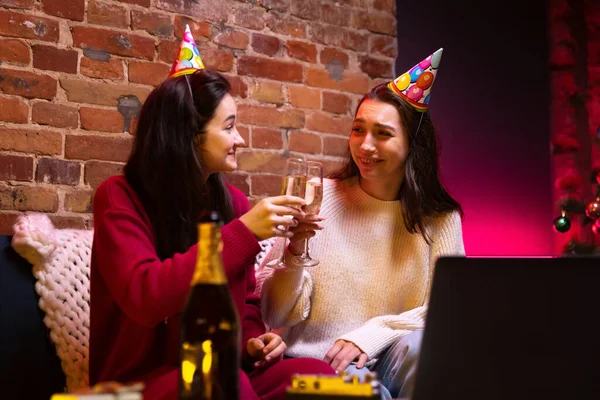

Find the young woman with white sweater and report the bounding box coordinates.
[255,48,465,399]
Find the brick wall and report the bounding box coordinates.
[0,0,397,234]
[549,0,600,252]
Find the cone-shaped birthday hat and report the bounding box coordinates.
[387,48,443,112]
[169,24,205,78]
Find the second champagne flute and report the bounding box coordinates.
[265,158,307,270]
[291,161,323,268]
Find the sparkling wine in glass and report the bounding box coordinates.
[265,158,306,270]
[291,161,323,268]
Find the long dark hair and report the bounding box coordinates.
[125,70,235,260]
[330,83,463,243]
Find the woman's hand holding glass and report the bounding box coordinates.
[239,195,305,241]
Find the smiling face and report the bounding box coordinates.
[349,98,409,199]
[200,93,245,175]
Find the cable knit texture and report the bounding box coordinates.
[12,213,92,392]
[256,177,465,363]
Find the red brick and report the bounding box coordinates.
[322,91,351,114]
[156,0,228,23]
[360,56,393,78]
[129,61,170,86]
[0,96,28,123]
[0,10,59,42]
[214,28,249,50]
[80,107,125,133]
[32,45,78,74]
[306,68,369,94]
[66,134,132,162]
[223,172,249,195]
[320,47,349,68]
[0,39,30,65]
[306,112,353,135]
[238,56,303,82]
[0,154,34,181]
[1,0,35,9]
[132,10,174,37]
[323,136,348,157]
[310,24,368,52]
[80,56,124,80]
[252,33,280,56]
[84,160,124,189]
[49,215,89,230]
[237,124,249,144]
[0,69,56,100]
[72,26,155,60]
[0,184,58,212]
[370,35,397,58]
[173,16,212,39]
[232,7,266,31]
[237,151,287,173]
[289,131,321,154]
[60,79,151,107]
[354,12,396,35]
[238,105,304,128]
[36,158,81,185]
[266,16,306,38]
[291,0,321,20]
[321,3,352,26]
[0,212,20,235]
[251,82,284,104]
[32,102,78,128]
[158,39,179,63]
[252,127,283,149]
[117,0,150,6]
[286,40,317,63]
[41,0,84,21]
[0,128,62,155]
[250,174,281,196]
[373,0,395,13]
[64,189,93,213]
[88,1,129,28]
[288,85,320,109]
[203,48,234,72]
[223,74,248,99]
[315,158,344,176]
[261,0,290,12]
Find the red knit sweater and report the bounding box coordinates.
[89,175,264,387]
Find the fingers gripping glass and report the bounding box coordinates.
[291,161,323,268]
[265,158,307,270]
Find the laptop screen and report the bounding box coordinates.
[412,256,600,400]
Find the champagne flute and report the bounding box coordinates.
[265,157,307,270]
[291,161,323,268]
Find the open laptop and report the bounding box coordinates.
[412,256,600,400]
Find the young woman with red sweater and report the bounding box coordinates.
[89,67,335,400]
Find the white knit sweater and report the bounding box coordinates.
[255,177,465,362]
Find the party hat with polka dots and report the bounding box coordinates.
[169,24,205,78]
[388,48,443,112]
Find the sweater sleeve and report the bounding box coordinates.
[337,211,465,360]
[93,206,197,328]
[226,185,267,344]
[255,238,314,329]
[93,180,260,328]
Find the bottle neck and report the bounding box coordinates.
[190,222,227,286]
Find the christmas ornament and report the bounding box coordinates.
[585,199,600,220]
[592,219,600,235]
[553,214,571,233]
